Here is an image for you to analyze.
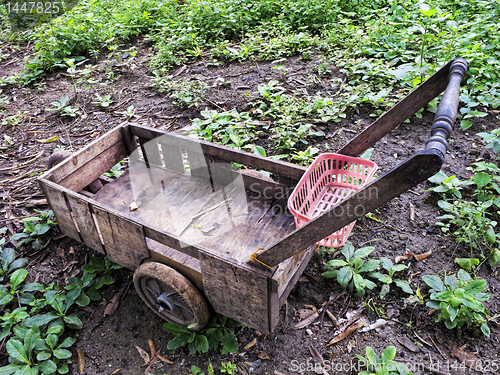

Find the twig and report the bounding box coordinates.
[429,334,446,359]
[412,330,433,347]
[318,292,345,328]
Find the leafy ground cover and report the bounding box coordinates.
[0,0,500,374]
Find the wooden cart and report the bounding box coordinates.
[38,58,467,333]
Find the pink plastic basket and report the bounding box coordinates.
[288,154,378,248]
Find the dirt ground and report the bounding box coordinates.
[1,38,499,375]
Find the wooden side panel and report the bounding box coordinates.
[92,207,149,270]
[51,126,124,183]
[159,141,184,174]
[65,194,104,253]
[39,181,81,241]
[143,226,200,259]
[129,124,307,181]
[187,149,211,180]
[58,142,127,192]
[199,251,271,333]
[140,138,163,167]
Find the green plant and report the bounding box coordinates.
[427,171,469,199]
[10,210,57,250]
[2,111,24,128]
[46,97,80,118]
[0,268,43,310]
[0,247,28,283]
[477,128,500,155]
[164,314,240,355]
[103,162,125,179]
[118,105,139,120]
[219,361,238,374]
[322,241,379,297]
[291,146,319,166]
[368,258,413,299]
[3,135,14,147]
[81,256,123,290]
[92,94,113,108]
[423,270,490,337]
[54,57,87,96]
[356,346,414,375]
[153,75,207,109]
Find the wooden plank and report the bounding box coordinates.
[58,142,127,192]
[187,149,211,180]
[65,194,104,253]
[129,125,307,181]
[256,150,444,267]
[120,123,138,155]
[199,251,271,333]
[140,137,163,167]
[92,206,149,270]
[51,126,124,183]
[147,238,203,292]
[338,60,453,157]
[39,180,81,242]
[143,226,200,259]
[159,141,184,174]
[277,245,316,307]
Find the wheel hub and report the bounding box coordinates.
[157,292,174,313]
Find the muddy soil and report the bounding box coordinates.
[1,38,499,375]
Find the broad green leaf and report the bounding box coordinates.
[393,264,407,273]
[10,269,28,292]
[359,148,374,160]
[0,364,25,375]
[63,315,83,329]
[364,279,377,290]
[464,280,486,294]
[221,330,238,353]
[58,337,76,349]
[381,346,397,362]
[25,313,59,328]
[341,242,354,261]
[166,333,191,350]
[194,335,209,354]
[325,260,347,268]
[163,323,191,335]
[379,275,392,284]
[6,339,29,364]
[36,352,51,361]
[380,283,390,299]
[422,275,445,292]
[460,120,473,130]
[481,323,491,337]
[253,146,266,157]
[444,275,458,291]
[38,359,57,374]
[1,248,15,268]
[321,270,338,278]
[353,246,374,259]
[473,172,491,189]
[365,346,377,365]
[337,266,353,285]
[21,283,44,292]
[54,348,72,359]
[379,257,393,271]
[358,259,379,273]
[457,269,471,281]
[45,334,58,349]
[394,279,413,294]
[353,273,365,291]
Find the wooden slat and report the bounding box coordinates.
[187,149,211,180]
[92,206,149,270]
[199,251,271,333]
[140,137,163,167]
[256,150,444,267]
[128,124,307,181]
[120,123,138,155]
[65,194,104,253]
[58,142,127,192]
[159,141,184,174]
[39,180,81,241]
[51,126,124,183]
[143,226,200,259]
[338,60,453,156]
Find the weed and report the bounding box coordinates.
[10,210,57,250]
[118,105,139,120]
[103,162,125,179]
[3,135,13,147]
[356,346,414,375]
[322,241,379,297]
[368,258,413,299]
[46,97,80,118]
[477,128,500,156]
[423,270,490,337]
[291,146,319,166]
[164,314,240,355]
[219,362,238,374]
[153,75,208,109]
[2,111,24,128]
[92,94,113,108]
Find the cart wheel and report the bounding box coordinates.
[133,262,209,330]
[47,150,73,169]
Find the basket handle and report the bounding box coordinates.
[252,58,468,268]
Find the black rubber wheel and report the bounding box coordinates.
[47,150,73,169]
[133,262,209,330]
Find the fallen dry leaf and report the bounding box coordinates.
[292,311,320,329]
[37,135,60,143]
[112,370,120,375]
[135,344,150,364]
[258,351,271,360]
[148,339,156,359]
[397,336,420,353]
[395,249,432,263]
[308,345,323,363]
[104,288,125,317]
[144,356,159,375]
[360,318,388,332]
[327,320,364,346]
[450,342,479,369]
[244,338,257,350]
[130,201,141,211]
[76,348,85,374]
[298,309,316,319]
[326,310,340,329]
[156,354,174,365]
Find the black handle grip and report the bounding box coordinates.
[425,58,468,158]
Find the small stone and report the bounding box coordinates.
[399,234,408,240]
[306,329,313,336]
[426,227,433,233]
